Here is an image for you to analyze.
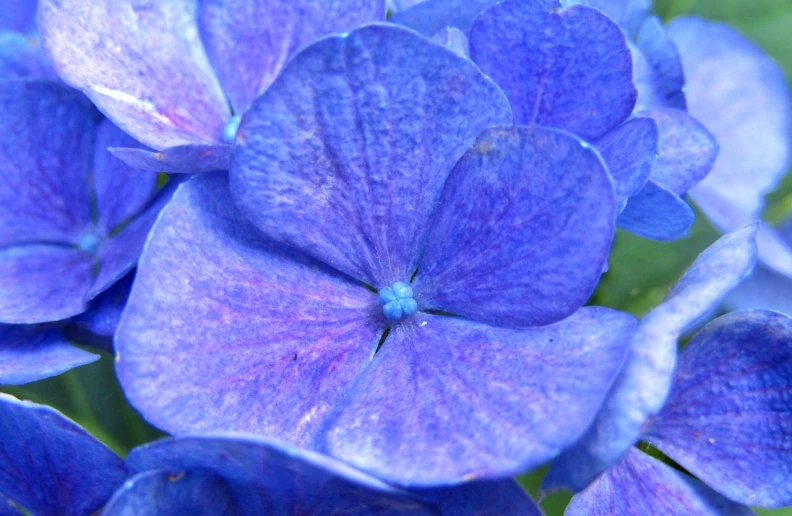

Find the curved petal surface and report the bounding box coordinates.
[322,307,635,485]
[0,0,38,33]
[389,0,499,37]
[0,80,96,248]
[0,394,128,516]
[39,0,231,149]
[469,0,636,140]
[545,225,757,492]
[110,144,230,174]
[231,24,511,288]
[0,31,59,80]
[635,16,686,110]
[562,0,651,38]
[617,180,694,241]
[645,310,792,508]
[566,448,752,516]
[199,0,385,114]
[116,173,382,442]
[0,324,98,385]
[413,126,616,328]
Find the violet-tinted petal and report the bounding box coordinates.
[545,225,757,492]
[413,126,615,328]
[617,180,694,241]
[645,310,792,508]
[642,107,718,195]
[668,17,792,229]
[631,41,666,111]
[102,470,235,516]
[39,0,231,149]
[562,0,651,38]
[432,27,468,57]
[72,271,134,338]
[110,144,231,174]
[0,245,95,324]
[0,0,38,33]
[755,222,792,277]
[566,448,753,516]
[231,24,510,288]
[0,80,96,248]
[199,0,385,114]
[93,119,158,233]
[420,480,540,516]
[596,117,657,211]
[116,173,381,440]
[0,324,98,385]
[0,31,59,80]
[389,0,498,37]
[389,0,425,10]
[323,307,635,485]
[0,394,128,515]
[469,1,636,140]
[636,16,686,110]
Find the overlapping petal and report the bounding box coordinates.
[0,394,128,515]
[198,0,385,114]
[595,117,657,210]
[645,310,792,508]
[389,0,499,37]
[39,0,231,149]
[0,324,98,385]
[0,0,38,34]
[635,16,686,110]
[0,32,59,81]
[413,126,616,328]
[110,144,231,174]
[563,0,651,38]
[116,173,381,441]
[469,0,636,140]
[616,180,694,241]
[231,24,510,288]
[545,225,757,492]
[566,448,752,516]
[323,308,635,485]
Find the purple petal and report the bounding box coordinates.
[93,119,158,232]
[66,272,135,352]
[0,0,38,34]
[566,448,753,516]
[39,0,231,149]
[617,180,694,241]
[117,435,435,514]
[0,324,98,385]
[0,31,60,80]
[110,144,231,174]
[0,80,96,248]
[0,245,95,324]
[0,394,128,515]
[596,117,657,211]
[631,40,666,111]
[389,0,499,37]
[469,1,636,140]
[562,0,651,38]
[420,480,541,515]
[230,24,510,288]
[198,0,385,114]
[668,17,792,229]
[116,173,381,441]
[432,27,469,57]
[635,16,686,110]
[642,107,718,195]
[545,225,757,492]
[645,310,792,508]
[323,307,635,485]
[413,126,616,328]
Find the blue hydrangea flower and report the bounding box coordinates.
[566,309,792,513]
[0,0,59,81]
[543,224,758,492]
[38,0,386,174]
[107,435,538,514]
[115,24,635,485]
[0,80,171,381]
[0,393,128,514]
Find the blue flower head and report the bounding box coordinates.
[116,24,636,485]
[38,0,387,174]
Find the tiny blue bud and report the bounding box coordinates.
[379,282,418,322]
[222,115,242,144]
[378,286,396,304]
[383,300,404,321]
[78,233,101,254]
[399,297,418,317]
[391,282,413,299]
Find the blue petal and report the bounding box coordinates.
[413,126,616,327]
[668,17,792,231]
[65,271,135,352]
[0,0,38,34]
[198,0,385,114]
[617,180,694,241]
[631,40,667,111]
[562,0,651,38]
[469,0,636,140]
[230,24,510,288]
[431,27,468,57]
[323,307,634,485]
[0,31,59,80]
[596,117,657,211]
[645,310,792,508]
[389,0,499,37]
[544,225,757,492]
[420,480,541,515]
[635,16,686,110]
[110,144,231,174]
[566,448,753,515]
[0,324,98,385]
[0,394,128,514]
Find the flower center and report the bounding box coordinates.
[77,233,101,254]
[222,115,242,144]
[378,282,418,322]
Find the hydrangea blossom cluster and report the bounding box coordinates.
[1,0,792,514]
